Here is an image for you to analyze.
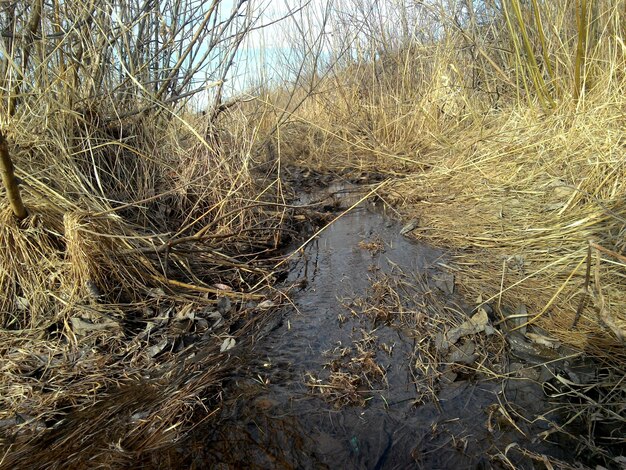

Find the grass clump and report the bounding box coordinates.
[0,1,295,467]
[249,0,626,463]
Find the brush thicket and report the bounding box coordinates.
[0,1,291,467]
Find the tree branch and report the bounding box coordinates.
[0,130,28,220]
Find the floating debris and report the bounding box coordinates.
[400,218,420,235]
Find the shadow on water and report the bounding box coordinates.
[182,185,579,469]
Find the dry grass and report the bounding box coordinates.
[307,267,508,409]
[310,264,623,465]
[0,104,292,467]
[2,0,625,466]
[258,0,626,358]
[391,101,626,356]
[251,0,626,462]
[307,329,387,408]
[0,2,296,466]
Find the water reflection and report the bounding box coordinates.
[184,189,575,469]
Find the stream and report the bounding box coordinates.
[180,184,582,469]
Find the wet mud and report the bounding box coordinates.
[179,184,585,469]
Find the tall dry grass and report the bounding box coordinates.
[0,1,294,467]
[263,0,626,350]
[254,0,626,459]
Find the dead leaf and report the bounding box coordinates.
[205,311,224,329]
[220,337,236,352]
[147,338,169,358]
[526,332,561,349]
[214,283,233,291]
[70,317,119,335]
[433,273,455,295]
[257,300,276,309]
[505,303,528,334]
[217,297,232,314]
[436,309,490,351]
[447,341,477,364]
[174,304,195,321]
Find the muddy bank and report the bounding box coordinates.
[170,182,600,469]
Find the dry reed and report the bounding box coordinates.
[0,1,296,467]
[251,0,626,463]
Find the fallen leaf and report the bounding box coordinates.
[220,337,236,352]
[505,303,528,334]
[447,341,477,364]
[257,300,276,309]
[147,338,169,358]
[436,309,490,352]
[433,273,455,295]
[526,332,561,349]
[175,304,195,321]
[70,317,119,335]
[217,297,232,315]
[214,283,233,291]
[205,311,224,329]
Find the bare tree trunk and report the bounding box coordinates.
[0,130,28,220]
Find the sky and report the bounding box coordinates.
[192,0,335,107]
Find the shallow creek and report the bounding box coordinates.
[183,184,580,469]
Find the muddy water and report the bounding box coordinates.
[183,186,576,469]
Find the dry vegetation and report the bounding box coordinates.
[1,0,626,467]
[0,1,294,467]
[261,0,626,372]
[253,0,626,463]
[307,267,506,409]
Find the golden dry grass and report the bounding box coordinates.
[0,99,290,469]
[389,97,626,355]
[258,0,626,358]
[253,3,626,460]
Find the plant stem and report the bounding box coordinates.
[0,130,28,220]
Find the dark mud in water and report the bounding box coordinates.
[180,185,581,469]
